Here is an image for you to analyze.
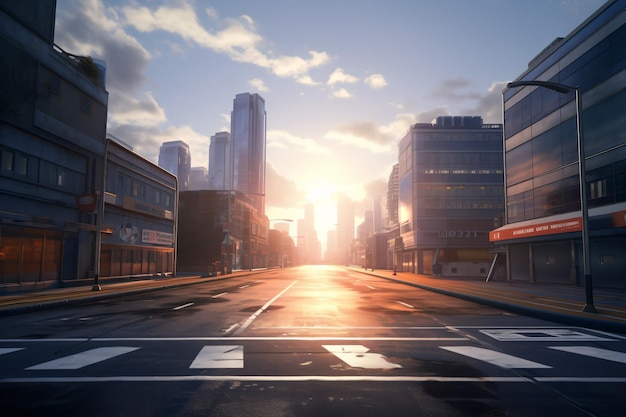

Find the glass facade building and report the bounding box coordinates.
[493,0,626,288]
[398,116,504,276]
[230,93,266,215]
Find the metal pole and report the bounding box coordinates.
[576,87,595,313]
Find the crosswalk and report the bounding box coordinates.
[1,341,626,374]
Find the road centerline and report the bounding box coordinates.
[233,280,298,336]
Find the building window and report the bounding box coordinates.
[1,149,28,177]
[590,179,608,199]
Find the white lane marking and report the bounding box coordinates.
[440,346,551,369]
[396,301,415,309]
[239,285,250,289]
[189,345,244,369]
[233,280,298,336]
[366,285,376,290]
[26,347,140,370]
[212,292,228,298]
[480,328,615,342]
[0,376,534,383]
[535,377,626,383]
[222,323,239,334]
[0,348,24,356]
[549,346,626,364]
[172,303,194,311]
[92,336,468,341]
[323,345,402,369]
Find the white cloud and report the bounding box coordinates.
[122,2,330,82]
[268,129,331,155]
[332,88,352,99]
[109,92,166,126]
[327,68,359,86]
[249,78,269,92]
[364,73,387,89]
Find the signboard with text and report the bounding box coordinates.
[490,217,581,242]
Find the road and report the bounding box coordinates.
[1,265,625,416]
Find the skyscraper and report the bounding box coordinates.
[208,131,230,190]
[158,140,191,191]
[229,93,266,214]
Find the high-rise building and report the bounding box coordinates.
[229,93,266,214]
[158,140,191,191]
[189,167,209,190]
[336,195,355,265]
[387,164,399,226]
[208,131,229,190]
[494,0,626,288]
[397,116,504,276]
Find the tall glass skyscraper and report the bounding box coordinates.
[208,131,229,190]
[158,140,191,191]
[229,93,266,214]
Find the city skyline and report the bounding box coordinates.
[54,0,606,246]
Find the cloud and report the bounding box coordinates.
[121,2,330,82]
[267,129,331,155]
[327,68,359,86]
[428,77,482,101]
[266,163,307,209]
[364,74,387,89]
[331,88,352,99]
[249,78,269,92]
[465,81,507,123]
[54,0,162,127]
[110,124,210,168]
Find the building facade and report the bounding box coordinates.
[158,140,190,191]
[1,1,108,287]
[208,131,229,190]
[492,0,626,288]
[99,139,177,278]
[230,93,266,214]
[177,190,268,274]
[398,116,504,276]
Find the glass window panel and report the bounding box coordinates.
[506,142,532,186]
[532,126,562,176]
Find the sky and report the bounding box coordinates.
[54,0,606,251]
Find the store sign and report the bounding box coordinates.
[142,229,174,245]
[439,230,478,238]
[490,217,581,242]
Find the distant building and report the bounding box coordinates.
[387,164,399,226]
[397,116,504,276]
[230,93,266,214]
[336,195,355,265]
[493,0,626,288]
[0,1,109,286]
[158,140,191,191]
[177,190,268,274]
[208,131,229,190]
[189,167,209,190]
[100,139,177,278]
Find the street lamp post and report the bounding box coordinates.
[506,80,595,313]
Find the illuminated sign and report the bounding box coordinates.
[490,217,581,242]
[142,229,174,245]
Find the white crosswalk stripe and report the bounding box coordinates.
[549,346,626,364]
[26,347,140,370]
[189,345,244,369]
[440,346,552,369]
[0,348,24,356]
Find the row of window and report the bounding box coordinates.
[1,147,85,195]
[417,152,503,165]
[417,199,504,210]
[421,169,503,175]
[116,173,174,211]
[421,133,502,142]
[416,184,503,197]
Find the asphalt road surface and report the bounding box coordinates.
[1,265,625,416]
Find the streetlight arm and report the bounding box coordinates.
[507,80,573,94]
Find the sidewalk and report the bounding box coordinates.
[1,267,626,335]
[351,267,626,335]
